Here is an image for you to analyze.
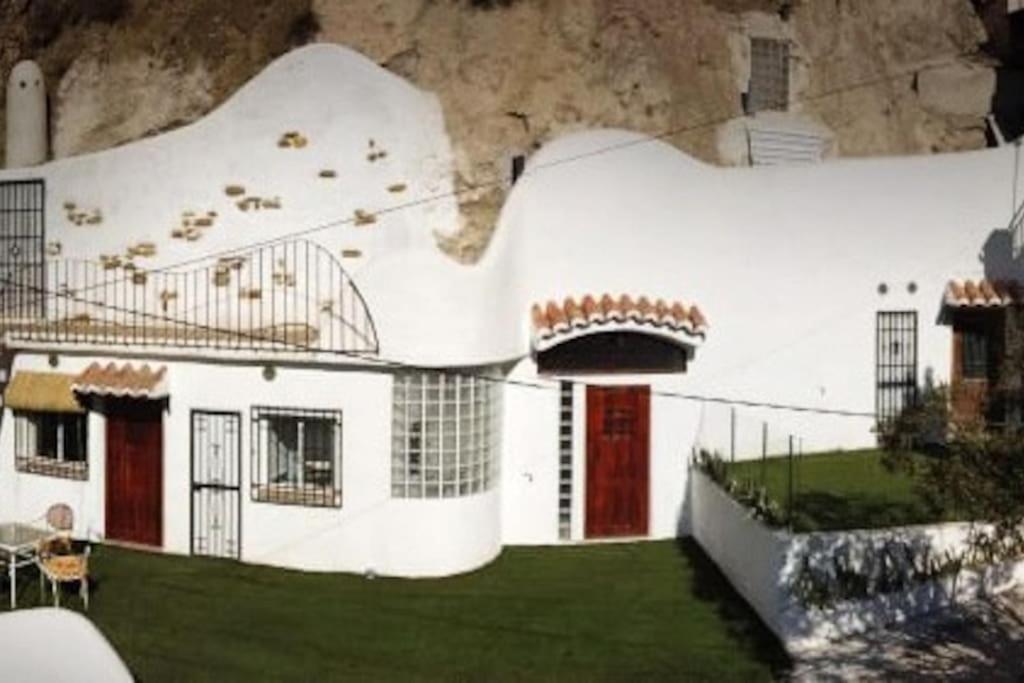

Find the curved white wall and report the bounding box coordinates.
[491,131,1024,453]
[0,353,501,577]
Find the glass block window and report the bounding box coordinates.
[558,381,573,540]
[251,407,342,507]
[14,411,88,480]
[748,37,790,113]
[392,371,502,498]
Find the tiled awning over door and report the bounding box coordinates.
[72,363,168,399]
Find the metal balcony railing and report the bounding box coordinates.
[0,239,379,356]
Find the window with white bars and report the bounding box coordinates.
[747,37,790,113]
[391,371,501,498]
[557,381,573,540]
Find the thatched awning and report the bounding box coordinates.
[4,372,85,414]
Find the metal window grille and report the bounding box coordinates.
[748,38,790,113]
[557,381,573,540]
[0,180,45,319]
[961,328,989,379]
[14,410,87,480]
[391,370,501,498]
[876,311,918,426]
[250,406,342,507]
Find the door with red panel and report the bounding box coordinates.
[585,385,650,538]
[106,400,163,547]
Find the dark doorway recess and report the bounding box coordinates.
[538,332,688,374]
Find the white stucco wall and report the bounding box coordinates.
[0,352,501,577]
[490,131,1024,454]
[0,41,1022,576]
[1,42,1020,462]
[689,469,1024,654]
[501,358,701,544]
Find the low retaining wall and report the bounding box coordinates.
[687,468,1024,654]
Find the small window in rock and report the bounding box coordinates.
[747,37,790,114]
[511,155,526,184]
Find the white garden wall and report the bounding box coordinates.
[688,469,1024,654]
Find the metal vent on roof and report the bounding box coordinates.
[747,126,827,166]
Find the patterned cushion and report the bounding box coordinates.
[42,555,86,582]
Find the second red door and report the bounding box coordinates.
[585,385,650,538]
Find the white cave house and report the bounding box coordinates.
[0,45,1021,577]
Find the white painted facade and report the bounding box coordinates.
[0,44,1020,577]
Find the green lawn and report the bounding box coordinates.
[16,541,790,682]
[725,449,951,533]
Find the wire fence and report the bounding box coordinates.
[694,402,833,531]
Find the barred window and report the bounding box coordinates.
[251,407,342,507]
[15,411,88,480]
[392,371,501,498]
[748,37,789,113]
[962,329,989,380]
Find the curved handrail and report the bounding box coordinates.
[0,238,379,356]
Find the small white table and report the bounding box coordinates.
[0,523,51,609]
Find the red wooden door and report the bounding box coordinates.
[106,401,163,547]
[585,385,650,538]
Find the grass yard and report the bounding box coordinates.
[725,449,953,533]
[17,540,790,682]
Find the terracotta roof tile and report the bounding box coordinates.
[618,294,638,322]
[531,303,549,334]
[944,279,1023,308]
[531,293,707,349]
[72,362,168,399]
[563,297,586,328]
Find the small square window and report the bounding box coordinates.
[252,407,342,507]
[962,329,989,380]
[15,411,88,480]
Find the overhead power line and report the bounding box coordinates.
[84,46,987,281]
[0,276,877,419]
[0,47,988,421]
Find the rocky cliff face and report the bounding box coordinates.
[0,0,1015,261]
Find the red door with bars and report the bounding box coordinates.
[585,385,650,538]
[106,400,163,547]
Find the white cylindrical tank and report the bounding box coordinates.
[5,60,47,168]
